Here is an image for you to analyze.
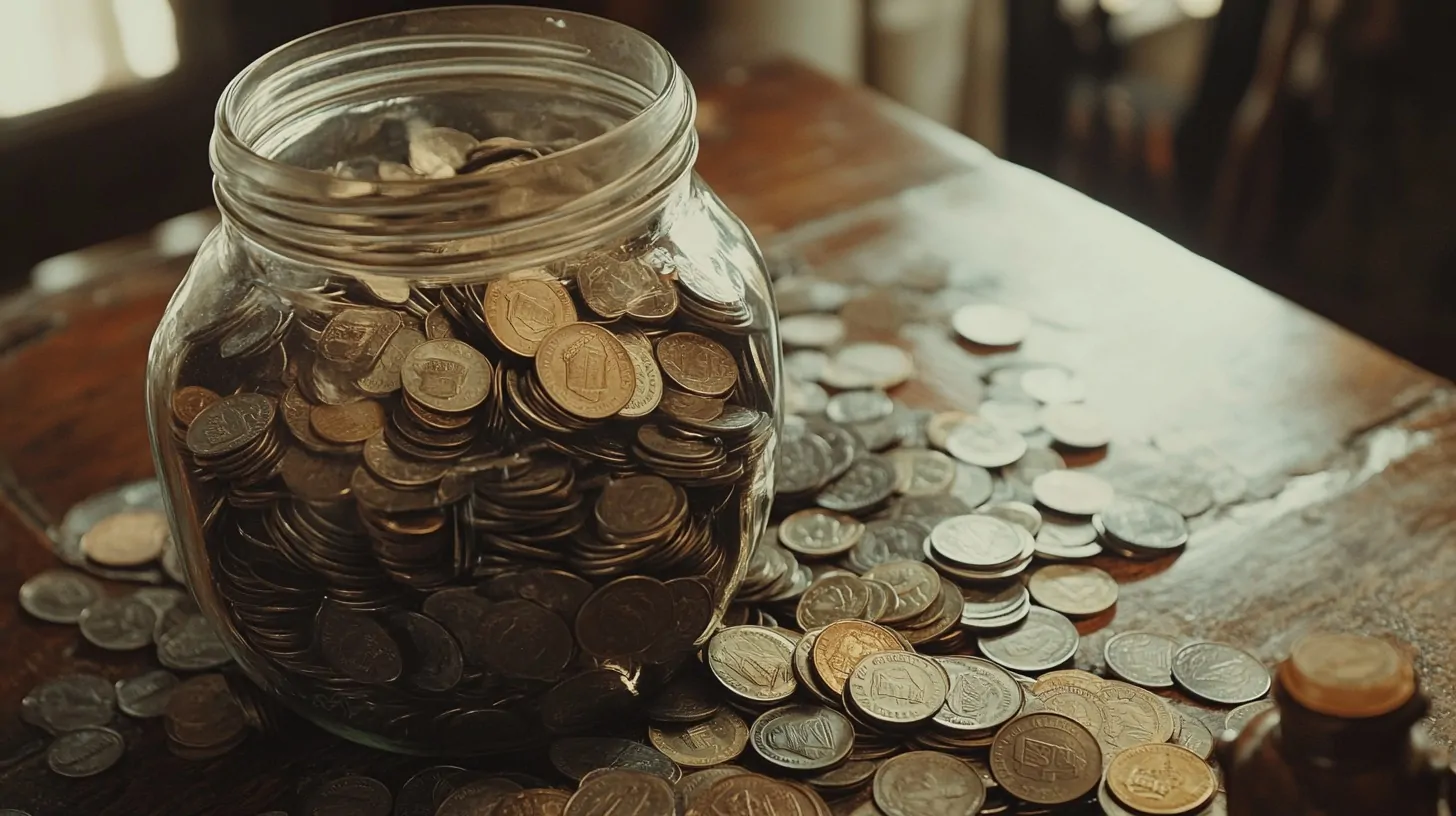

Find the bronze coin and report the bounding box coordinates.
[171,386,220,427]
[400,339,493,413]
[477,599,573,681]
[564,770,675,816]
[483,273,577,357]
[574,576,673,658]
[316,601,403,685]
[655,332,738,397]
[186,393,275,457]
[317,307,402,372]
[279,447,355,503]
[535,323,636,420]
[309,399,385,444]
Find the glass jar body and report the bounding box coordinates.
[146,8,779,755]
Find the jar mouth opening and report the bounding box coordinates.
[213,5,687,204]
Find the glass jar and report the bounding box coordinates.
[146,7,780,755]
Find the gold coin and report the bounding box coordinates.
[1032,669,1105,696]
[310,400,386,444]
[811,620,905,697]
[400,339,493,413]
[1027,564,1118,617]
[1097,680,1176,750]
[81,510,169,567]
[170,386,220,428]
[534,323,635,420]
[614,328,664,418]
[655,332,738,397]
[1036,684,1107,737]
[483,273,576,357]
[1105,743,1217,815]
[648,709,749,768]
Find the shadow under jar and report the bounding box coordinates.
[146,7,780,755]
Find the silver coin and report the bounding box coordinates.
[929,515,1024,569]
[822,343,915,390]
[115,670,180,718]
[776,433,835,495]
[303,775,392,816]
[156,614,233,671]
[959,582,1030,619]
[23,674,115,733]
[977,607,1080,674]
[874,750,987,816]
[944,420,1027,469]
[1172,642,1272,705]
[1040,403,1112,449]
[848,520,930,570]
[18,569,103,624]
[949,463,995,508]
[1175,713,1216,759]
[1225,699,1276,734]
[951,304,1029,347]
[1020,368,1086,404]
[56,479,165,575]
[784,377,830,415]
[749,704,854,771]
[1004,446,1066,488]
[1035,522,1098,550]
[784,349,830,382]
[1096,495,1190,552]
[826,390,895,424]
[77,596,156,651]
[548,737,682,783]
[978,399,1042,434]
[779,509,865,558]
[47,727,124,777]
[933,656,1024,732]
[780,313,846,348]
[1031,470,1115,516]
[975,501,1042,535]
[131,587,187,620]
[817,456,897,515]
[1103,631,1179,689]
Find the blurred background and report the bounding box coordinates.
[1,0,1453,374]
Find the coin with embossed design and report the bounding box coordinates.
[1028,564,1118,617]
[749,705,854,771]
[484,273,577,356]
[1172,642,1271,705]
[977,607,1079,674]
[846,651,949,728]
[1106,743,1217,815]
[989,713,1102,805]
[647,709,749,768]
[1104,631,1179,689]
[873,751,986,816]
[932,656,1023,732]
[535,323,636,419]
[401,339,493,413]
[779,509,865,559]
[707,626,798,703]
[1098,680,1176,749]
[655,332,738,397]
[811,620,906,696]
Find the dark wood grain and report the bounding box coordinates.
[0,59,1452,814]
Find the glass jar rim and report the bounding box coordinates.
[210,6,697,277]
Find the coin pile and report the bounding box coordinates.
[160,122,777,750]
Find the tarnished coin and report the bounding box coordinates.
[78,595,157,651]
[171,385,220,427]
[309,399,385,444]
[576,576,673,659]
[536,323,636,419]
[989,713,1102,805]
[944,419,1027,469]
[47,727,124,778]
[861,561,941,624]
[1038,684,1107,737]
[848,520,930,570]
[1172,642,1272,705]
[885,449,957,497]
[873,751,986,816]
[812,620,906,697]
[1106,743,1217,815]
[656,332,739,397]
[436,778,525,816]
[1097,681,1177,749]
[1097,496,1190,554]
[707,626,797,703]
[647,709,749,768]
[493,789,572,816]
[929,515,1023,568]
[1031,470,1115,516]
[1041,403,1112,449]
[164,674,246,751]
[19,569,102,623]
[1224,699,1275,734]
[1174,713,1215,759]
[977,607,1079,674]
[688,774,812,816]
[676,766,751,810]
[316,601,403,685]
[816,456,897,515]
[81,510,169,567]
[779,509,865,559]
[645,672,721,724]
[185,392,275,456]
[952,304,1030,347]
[484,273,577,356]
[115,670,179,718]
[796,574,871,630]
[304,775,393,816]
[846,652,949,728]
[156,613,233,671]
[565,769,675,816]
[401,339,493,413]
[1104,631,1180,689]
[1027,564,1118,617]
[549,737,681,783]
[750,705,854,771]
[23,674,115,733]
[393,766,472,816]
[932,656,1024,732]
[357,326,426,395]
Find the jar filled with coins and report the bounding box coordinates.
[145,7,779,754]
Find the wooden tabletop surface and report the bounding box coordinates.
[1,60,1453,815]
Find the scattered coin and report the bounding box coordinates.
[1104,631,1180,688]
[1041,403,1112,449]
[47,726,124,778]
[952,304,1030,347]
[1027,564,1118,617]
[115,670,180,718]
[565,769,675,816]
[779,509,865,559]
[1174,712,1215,759]
[647,709,749,768]
[1172,642,1272,705]
[1096,495,1190,556]
[977,607,1080,674]
[23,674,115,733]
[304,775,393,816]
[80,510,169,567]
[1031,470,1115,516]
[749,704,854,771]
[18,569,103,624]
[943,419,1027,469]
[846,651,950,728]
[933,657,1023,732]
[78,595,157,651]
[873,751,986,816]
[1224,699,1276,734]
[1106,743,1217,815]
[548,737,681,783]
[989,713,1101,804]
[707,626,797,704]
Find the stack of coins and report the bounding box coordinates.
[161,123,777,750]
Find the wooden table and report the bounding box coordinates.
[1,61,1452,815]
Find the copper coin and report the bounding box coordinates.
[989,713,1101,804]
[401,339,493,413]
[655,332,738,397]
[535,323,636,419]
[171,386,220,427]
[483,273,577,357]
